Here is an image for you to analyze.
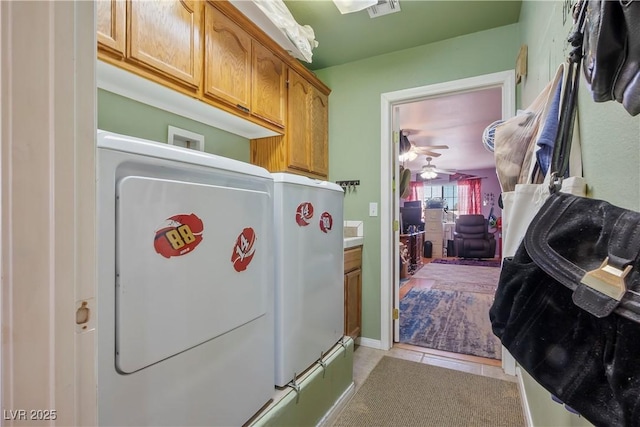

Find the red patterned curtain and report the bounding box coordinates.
[457,178,482,214]
[406,181,423,202]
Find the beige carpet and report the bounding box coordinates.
[333,356,524,427]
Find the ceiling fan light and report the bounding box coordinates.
[399,151,417,162]
[332,0,377,14]
[421,170,438,180]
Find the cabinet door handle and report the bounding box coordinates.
[236,104,250,113]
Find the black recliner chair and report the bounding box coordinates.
[453,214,496,259]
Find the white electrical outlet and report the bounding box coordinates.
[369,202,378,217]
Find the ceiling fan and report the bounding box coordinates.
[420,156,456,179]
[399,131,448,162]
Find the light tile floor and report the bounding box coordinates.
[352,343,516,395]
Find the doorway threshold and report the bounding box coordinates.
[393,342,501,367]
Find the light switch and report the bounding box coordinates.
[369,202,378,217]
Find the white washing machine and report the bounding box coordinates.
[272,173,344,387]
[96,130,274,426]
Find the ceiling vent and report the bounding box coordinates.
[367,0,400,18]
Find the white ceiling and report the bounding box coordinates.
[397,87,502,175]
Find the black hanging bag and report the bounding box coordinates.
[490,2,640,425]
[582,0,640,115]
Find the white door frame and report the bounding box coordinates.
[379,70,516,374]
[1,1,96,422]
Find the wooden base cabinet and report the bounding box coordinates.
[344,246,362,340]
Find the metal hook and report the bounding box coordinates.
[339,336,349,357]
[318,351,327,378]
[287,374,301,403]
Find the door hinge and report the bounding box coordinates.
[393,220,399,232]
[393,308,399,320]
[392,178,396,192]
[393,131,399,144]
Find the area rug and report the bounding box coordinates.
[332,356,524,427]
[399,288,501,359]
[412,262,501,287]
[432,258,501,268]
[431,281,497,294]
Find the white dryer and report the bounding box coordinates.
[97,130,274,426]
[272,173,344,387]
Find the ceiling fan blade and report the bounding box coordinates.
[433,168,456,175]
[448,173,480,181]
[414,148,441,157]
[422,145,449,150]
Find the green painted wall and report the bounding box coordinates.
[98,89,250,161]
[315,23,521,341]
[516,1,639,425]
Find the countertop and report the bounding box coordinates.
[343,220,364,249]
[344,236,364,249]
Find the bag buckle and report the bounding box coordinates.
[580,257,631,301]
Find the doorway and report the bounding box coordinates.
[379,70,516,374]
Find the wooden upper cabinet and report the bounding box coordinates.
[252,41,286,127]
[309,88,329,176]
[204,3,251,110]
[284,68,328,177]
[128,0,202,91]
[97,0,331,176]
[287,68,311,172]
[97,0,126,57]
[204,4,284,128]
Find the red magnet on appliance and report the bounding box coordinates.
[154,213,204,258]
[231,227,257,272]
[295,202,314,226]
[319,212,333,233]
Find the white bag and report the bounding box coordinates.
[499,64,587,258]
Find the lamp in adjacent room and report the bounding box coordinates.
[332,0,377,14]
[399,150,418,162]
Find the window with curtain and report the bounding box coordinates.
[406,181,424,202]
[423,184,458,213]
[457,178,482,215]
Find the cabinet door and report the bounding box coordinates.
[203,3,251,111]
[309,88,328,176]
[128,0,202,91]
[97,0,126,57]
[344,268,362,339]
[252,41,286,127]
[286,68,310,171]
